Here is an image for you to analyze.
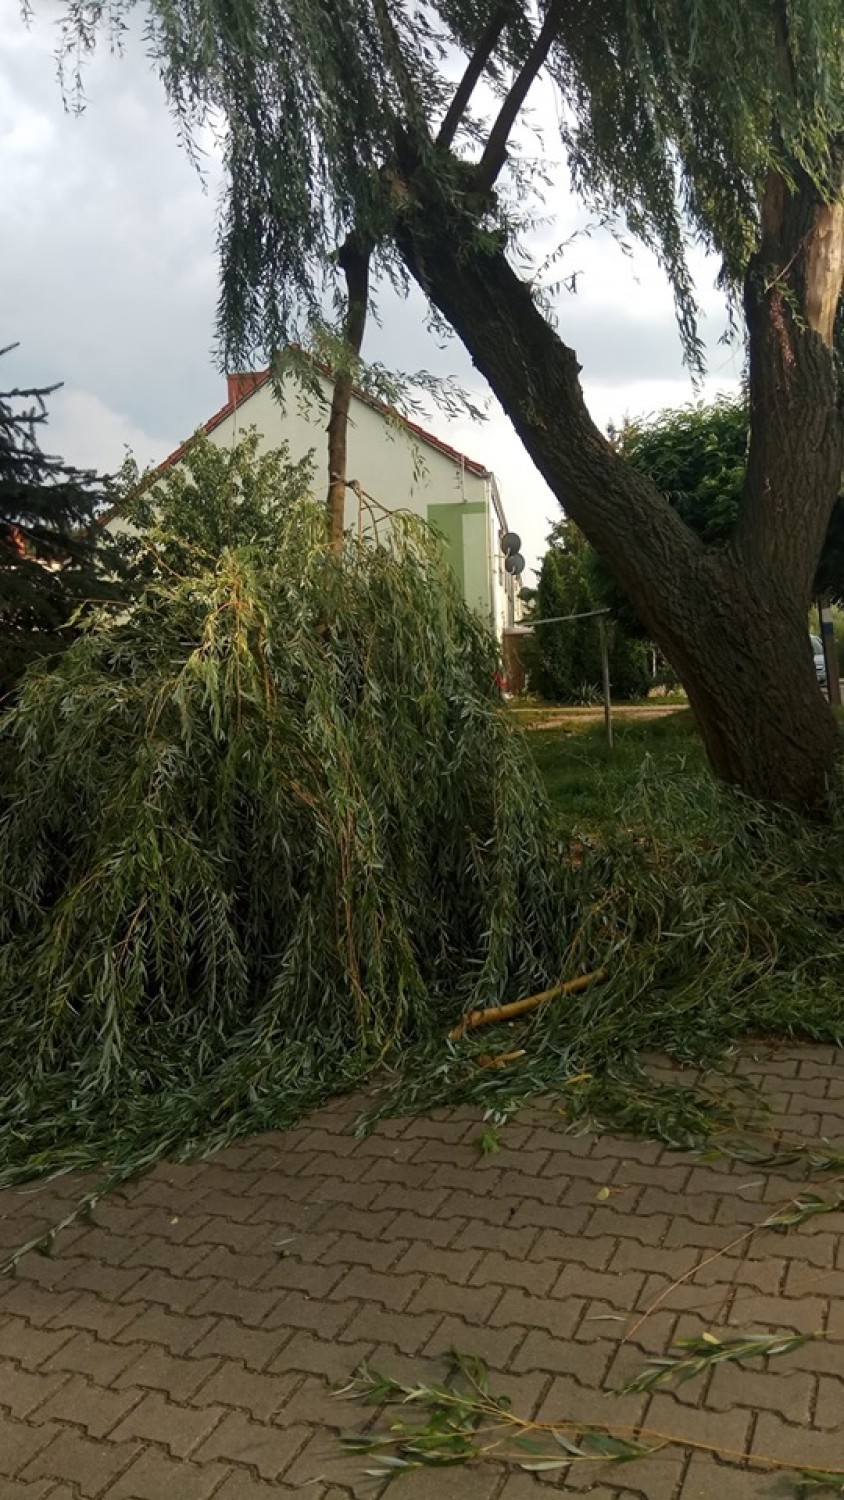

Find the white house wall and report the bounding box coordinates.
[225,376,482,523]
[210,373,496,622]
[112,370,523,636]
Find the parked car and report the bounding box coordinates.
[811,634,826,684]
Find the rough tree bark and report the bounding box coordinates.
[393,150,844,813]
[326,233,370,550]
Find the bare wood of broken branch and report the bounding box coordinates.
[448,969,608,1040]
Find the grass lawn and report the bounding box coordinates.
[523,708,706,825]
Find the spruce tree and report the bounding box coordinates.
[0,345,122,696]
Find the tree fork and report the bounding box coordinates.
[437,2,514,151]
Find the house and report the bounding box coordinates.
[115,366,523,638]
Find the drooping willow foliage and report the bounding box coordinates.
[2,434,844,1223]
[44,2,844,366]
[0,436,570,1186]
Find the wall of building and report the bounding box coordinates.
[211,373,498,621]
[111,370,523,636]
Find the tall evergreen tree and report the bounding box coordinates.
[0,346,122,696]
[42,0,844,809]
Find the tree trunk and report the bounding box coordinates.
[326,235,370,550]
[392,153,844,813]
[651,551,840,808]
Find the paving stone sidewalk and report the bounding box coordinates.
[0,1044,842,1499]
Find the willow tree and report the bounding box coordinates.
[47,0,844,811]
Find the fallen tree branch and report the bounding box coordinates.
[448,969,608,1039]
[341,1347,837,1487]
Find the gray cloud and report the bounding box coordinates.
[2,10,221,450]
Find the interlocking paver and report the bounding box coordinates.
[187,1281,284,1327]
[729,1292,828,1334]
[293,1430,410,1491]
[382,1465,501,1498]
[122,1237,212,1276]
[438,1189,517,1225]
[0,1483,56,1499]
[680,1454,776,1500]
[0,1322,74,1370]
[22,1428,141,1491]
[815,1374,844,1429]
[112,1307,216,1356]
[119,1268,216,1314]
[211,1476,304,1500]
[184,1247,277,1285]
[190,1361,299,1421]
[752,1410,844,1470]
[49,1292,142,1341]
[508,1198,592,1232]
[53,1259,149,1304]
[109,1389,226,1455]
[706,1362,815,1421]
[193,1408,310,1479]
[499,1478,618,1500]
[488,1285,584,1337]
[31,1375,141,1438]
[0,1362,70,1419]
[425,1317,523,1367]
[0,1041,838,1500]
[272,1330,374,1382]
[471,1248,556,1294]
[513,1329,616,1382]
[259,1257,344,1297]
[359,1152,434,1188]
[535,1371,648,1430]
[340,1303,442,1354]
[396,1240,483,1281]
[261,1291,358,1336]
[0,1286,78,1331]
[43,1331,141,1385]
[0,1412,62,1476]
[103,1448,229,1498]
[382,1209,461,1245]
[113,1345,221,1401]
[189,1317,291,1370]
[319,1230,408,1271]
[648,1391,754,1450]
[408,1273,501,1322]
[329,1265,422,1309]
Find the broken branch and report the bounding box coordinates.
[449,969,608,1039]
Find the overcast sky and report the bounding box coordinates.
[2,6,742,574]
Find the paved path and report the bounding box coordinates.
[0,1045,842,1498]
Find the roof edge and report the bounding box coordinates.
[158,356,492,481]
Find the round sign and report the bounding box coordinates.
[504,552,525,576]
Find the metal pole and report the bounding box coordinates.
[818,599,842,706]
[598,616,613,750]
